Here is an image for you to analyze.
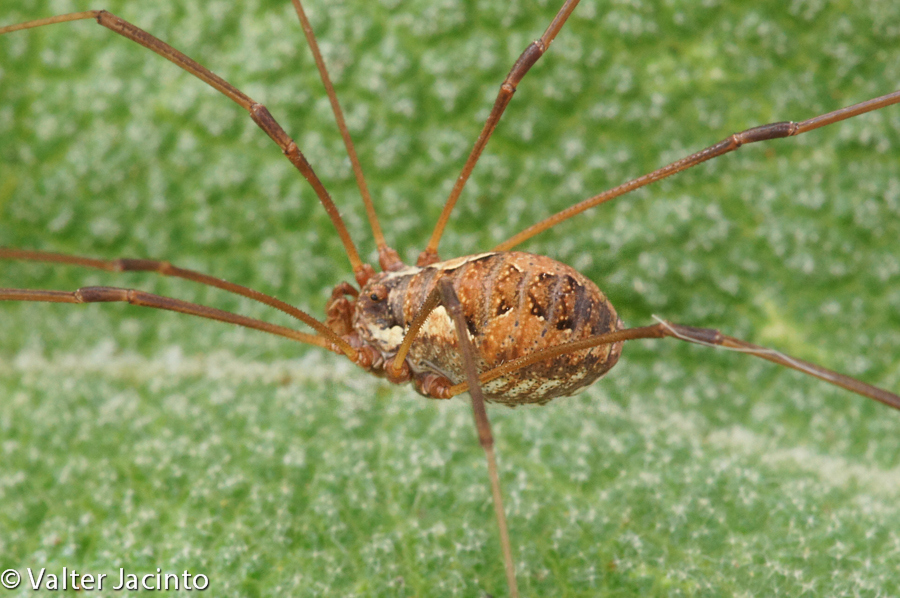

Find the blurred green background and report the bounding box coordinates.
[1,0,899,595]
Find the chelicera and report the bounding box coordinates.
[1,1,899,596]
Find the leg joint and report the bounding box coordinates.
[505,40,545,87]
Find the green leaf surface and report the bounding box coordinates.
[1,0,899,596]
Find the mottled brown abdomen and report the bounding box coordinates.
[354,251,624,406]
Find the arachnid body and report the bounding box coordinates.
[351,251,623,405]
[2,1,899,596]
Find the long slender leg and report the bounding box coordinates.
[494,90,900,251]
[0,286,332,350]
[418,0,581,266]
[444,321,900,410]
[436,279,518,598]
[0,11,372,284]
[289,0,402,272]
[384,279,519,593]
[0,248,357,359]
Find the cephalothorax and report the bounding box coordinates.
[2,2,899,597]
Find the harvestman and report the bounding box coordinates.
[2,1,899,595]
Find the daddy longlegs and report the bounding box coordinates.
[2,0,899,595]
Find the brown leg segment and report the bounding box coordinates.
[446,320,900,411]
[436,279,519,598]
[289,0,402,272]
[0,11,371,284]
[387,284,443,377]
[495,90,900,251]
[0,286,331,350]
[418,0,582,266]
[0,248,357,359]
[387,278,519,592]
[654,319,900,411]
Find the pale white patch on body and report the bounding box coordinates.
[420,305,458,342]
[365,322,406,351]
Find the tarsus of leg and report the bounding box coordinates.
[0,11,371,283]
[437,279,519,598]
[445,320,900,410]
[418,0,581,266]
[494,89,900,252]
[290,0,401,271]
[0,248,357,359]
[0,286,332,350]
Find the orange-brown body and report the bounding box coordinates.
[338,251,623,406]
